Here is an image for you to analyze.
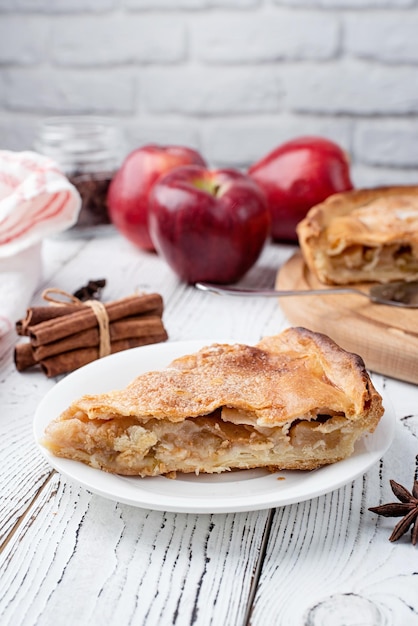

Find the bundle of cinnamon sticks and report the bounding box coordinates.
[14,292,168,377]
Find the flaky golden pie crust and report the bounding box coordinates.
[297,186,418,285]
[42,328,384,477]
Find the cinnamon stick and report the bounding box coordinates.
[40,333,168,377]
[16,279,108,335]
[14,291,169,377]
[16,305,78,335]
[14,343,37,371]
[29,293,164,346]
[32,315,166,361]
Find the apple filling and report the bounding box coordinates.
[323,242,418,282]
[44,406,357,476]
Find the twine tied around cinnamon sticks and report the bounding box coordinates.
[14,289,168,377]
[42,288,111,358]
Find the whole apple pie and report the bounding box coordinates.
[297,186,418,284]
[42,328,384,477]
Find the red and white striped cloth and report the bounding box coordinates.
[0,150,81,337]
[0,150,81,255]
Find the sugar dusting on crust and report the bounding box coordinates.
[57,328,383,430]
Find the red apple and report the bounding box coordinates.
[107,144,206,251]
[148,165,270,284]
[248,136,354,242]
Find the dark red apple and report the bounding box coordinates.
[248,136,354,242]
[148,165,270,284]
[107,144,206,251]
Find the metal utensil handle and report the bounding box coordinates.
[195,282,366,298]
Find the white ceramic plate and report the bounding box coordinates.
[34,340,395,514]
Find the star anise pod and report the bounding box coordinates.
[369,479,418,545]
[73,279,106,302]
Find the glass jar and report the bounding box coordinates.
[34,116,125,235]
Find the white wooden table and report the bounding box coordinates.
[1,232,418,626]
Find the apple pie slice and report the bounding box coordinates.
[42,328,384,477]
[297,186,418,284]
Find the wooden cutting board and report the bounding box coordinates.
[276,251,418,385]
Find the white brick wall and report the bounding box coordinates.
[1,0,418,187]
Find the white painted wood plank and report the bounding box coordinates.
[1,235,289,626]
[2,233,417,626]
[0,238,88,544]
[0,471,270,626]
[37,234,295,345]
[31,237,296,372]
[250,377,418,626]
